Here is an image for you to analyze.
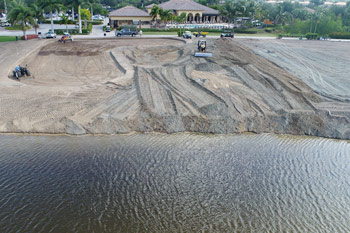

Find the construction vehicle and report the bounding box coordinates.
[12,65,31,79]
[193,31,208,37]
[58,33,73,43]
[194,40,212,57]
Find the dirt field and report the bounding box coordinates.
[241,39,350,101]
[0,38,349,139]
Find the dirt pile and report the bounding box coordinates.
[1,38,350,139]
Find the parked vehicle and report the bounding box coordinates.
[0,21,10,27]
[183,31,192,39]
[115,28,138,37]
[106,26,111,32]
[93,15,104,20]
[46,31,56,38]
[220,30,234,38]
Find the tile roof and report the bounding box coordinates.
[146,0,219,15]
[109,6,150,17]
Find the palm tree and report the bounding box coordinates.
[72,0,84,33]
[30,4,44,34]
[150,5,160,27]
[8,4,35,40]
[59,14,69,32]
[275,4,294,28]
[83,0,94,21]
[313,9,324,33]
[275,11,294,26]
[37,0,62,32]
[160,9,172,24]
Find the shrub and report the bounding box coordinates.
[42,20,103,25]
[329,32,350,39]
[305,33,319,40]
[279,33,303,38]
[5,25,31,30]
[234,28,258,34]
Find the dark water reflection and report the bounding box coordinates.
[0,134,349,232]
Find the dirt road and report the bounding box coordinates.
[0,38,349,139]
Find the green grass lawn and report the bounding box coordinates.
[5,25,31,30]
[0,36,17,42]
[143,31,177,35]
[143,31,278,37]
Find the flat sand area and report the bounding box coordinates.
[0,38,349,139]
[242,39,350,100]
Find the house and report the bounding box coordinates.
[146,0,221,23]
[109,6,152,28]
[109,0,221,28]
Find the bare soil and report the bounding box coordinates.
[0,38,349,139]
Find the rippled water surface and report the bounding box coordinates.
[0,134,350,232]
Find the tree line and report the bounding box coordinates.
[2,0,109,39]
[98,0,350,36]
[3,0,350,38]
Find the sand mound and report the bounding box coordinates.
[21,39,183,87]
[1,38,350,139]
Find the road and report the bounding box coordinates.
[2,21,350,42]
[0,18,109,36]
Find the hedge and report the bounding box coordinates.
[54,23,92,35]
[42,20,103,25]
[329,32,350,39]
[278,33,303,38]
[5,25,31,30]
[112,27,259,34]
[305,33,319,40]
[234,28,258,34]
[140,28,257,33]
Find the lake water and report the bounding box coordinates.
[0,133,349,232]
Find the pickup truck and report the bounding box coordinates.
[115,28,138,37]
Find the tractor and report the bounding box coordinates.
[12,65,30,79]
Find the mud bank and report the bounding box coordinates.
[1,38,349,139]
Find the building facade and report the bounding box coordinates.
[145,0,220,23]
[109,6,152,28]
[109,0,221,28]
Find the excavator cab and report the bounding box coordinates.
[194,40,212,57]
[198,40,206,52]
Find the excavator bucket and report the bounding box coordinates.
[194,52,213,57]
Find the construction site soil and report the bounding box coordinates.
[1,38,349,139]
